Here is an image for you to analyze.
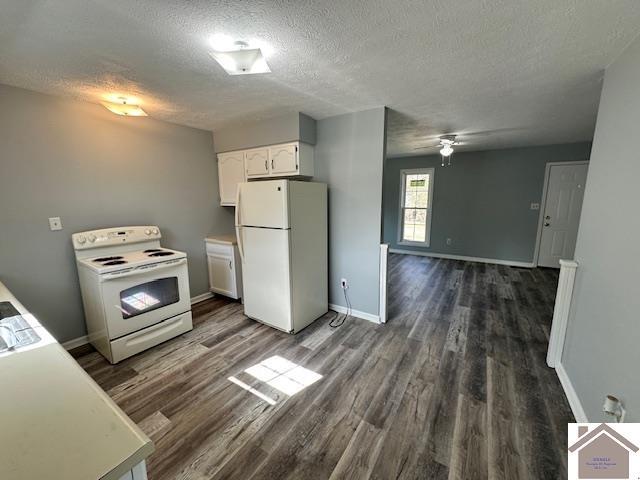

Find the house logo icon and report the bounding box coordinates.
[569,423,639,479]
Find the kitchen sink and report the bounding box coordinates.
[0,307,41,352]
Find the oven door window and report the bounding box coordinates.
[119,277,180,319]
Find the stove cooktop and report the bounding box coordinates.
[80,248,186,273]
[93,256,124,263]
[148,251,174,257]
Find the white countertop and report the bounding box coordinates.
[0,281,153,480]
[206,233,237,245]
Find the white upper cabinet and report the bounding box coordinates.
[245,148,269,178]
[217,142,314,206]
[217,151,245,206]
[268,142,314,178]
[269,144,298,175]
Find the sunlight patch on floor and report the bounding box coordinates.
[228,375,277,405]
[228,355,323,404]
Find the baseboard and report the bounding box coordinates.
[389,248,535,268]
[62,335,89,351]
[329,303,380,324]
[556,362,588,422]
[190,292,214,305]
[63,293,213,351]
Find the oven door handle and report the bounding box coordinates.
[100,258,187,282]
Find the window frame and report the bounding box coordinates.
[397,168,435,247]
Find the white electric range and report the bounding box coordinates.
[73,226,192,363]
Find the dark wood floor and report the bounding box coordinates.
[76,253,573,479]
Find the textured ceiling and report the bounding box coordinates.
[1,1,640,156]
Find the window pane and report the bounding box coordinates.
[416,190,428,208]
[403,208,428,242]
[406,174,427,189]
[404,190,417,208]
[404,174,429,209]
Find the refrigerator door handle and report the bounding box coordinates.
[236,226,244,263]
[235,184,241,227]
[235,185,245,263]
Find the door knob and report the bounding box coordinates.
[544,222,550,227]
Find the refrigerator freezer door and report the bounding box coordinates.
[240,227,292,332]
[237,180,289,229]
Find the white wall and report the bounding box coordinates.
[314,107,386,318]
[0,84,234,343]
[561,35,640,421]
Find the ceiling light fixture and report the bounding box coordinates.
[101,97,147,117]
[209,38,271,75]
[439,135,457,166]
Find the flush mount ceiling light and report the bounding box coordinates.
[439,135,457,166]
[209,36,271,75]
[101,97,147,117]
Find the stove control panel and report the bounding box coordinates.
[72,226,162,250]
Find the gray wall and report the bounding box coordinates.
[0,84,234,343]
[383,143,591,263]
[562,34,640,421]
[315,107,386,317]
[214,112,316,153]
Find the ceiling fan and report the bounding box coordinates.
[412,129,515,166]
[412,127,526,152]
[414,135,460,166]
[438,135,456,167]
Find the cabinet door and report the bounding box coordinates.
[269,144,298,175]
[217,152,245,206]
[208,253,235,297]
[245,148,269,178]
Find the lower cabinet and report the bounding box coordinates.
[206,237,242,300]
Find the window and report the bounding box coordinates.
[398,168,434,246]
[119,277,180,319]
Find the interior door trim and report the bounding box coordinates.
[533,160,589,267]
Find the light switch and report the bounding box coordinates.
[48,217,63,231]
[530,203,540,210]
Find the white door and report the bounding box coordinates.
[207,253,234,297]
[538,163,589,268]
[245,148,269,178]
[240,227,292,331]
[269,144,298,175]
[217,152,245,205]
[237,180,289,229]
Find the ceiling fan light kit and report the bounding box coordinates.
[439,135,457,167]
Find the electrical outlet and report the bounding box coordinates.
[48,217,63,231]
[340,278,348,289]
[446,238,452,246]
[530,202,540,210]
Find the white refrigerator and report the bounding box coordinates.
[235,180,328,333]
